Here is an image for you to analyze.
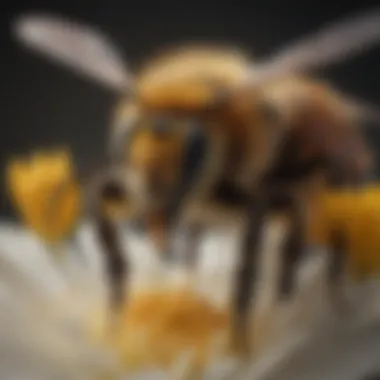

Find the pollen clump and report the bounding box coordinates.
[307,185,380,280]
[93,287,230,374]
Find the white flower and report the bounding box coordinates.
[0,219,380,380]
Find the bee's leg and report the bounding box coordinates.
[327,228,350,314]
[95,214,127,310]
[86,171,128,311]
[230,191,268,356]
[277,195,307,301]
[324,157,354,313]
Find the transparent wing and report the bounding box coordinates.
[12,13,132,92]
[244,8,380,85]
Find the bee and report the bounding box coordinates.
[12,9,380,355]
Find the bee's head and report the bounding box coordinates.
[110,112,211,222]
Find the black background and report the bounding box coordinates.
[1,0,380,218]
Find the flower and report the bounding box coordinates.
[5,149,81,244]
[0,220,336,380]
[4,152,380,379]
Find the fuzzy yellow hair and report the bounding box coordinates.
[135,45,251,111]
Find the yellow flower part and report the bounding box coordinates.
[307,185,380,280]
[88,287,230,376]
[6,149,81,244]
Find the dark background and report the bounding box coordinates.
[1,0,380,218]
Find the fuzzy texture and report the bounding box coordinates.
[136,45,250,111]
[262,77,373,184]
[112,46,372,209]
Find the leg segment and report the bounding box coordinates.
[230,191,268,355]
[277,195,308,301]
[95,214,127,309]
[87,171,128,310]
[327,227,349,313]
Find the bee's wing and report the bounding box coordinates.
[243,8,380,86]
[12,13,132,92]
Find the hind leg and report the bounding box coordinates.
[229,191,268,357]
[87,171,129,310]
[327,228,351,315]
[277,195,308,301]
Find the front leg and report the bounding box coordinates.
[86,169,129,311]
[95,214,127,309]
[229,191,268,356]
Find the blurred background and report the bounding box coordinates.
[1,0,380,218]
